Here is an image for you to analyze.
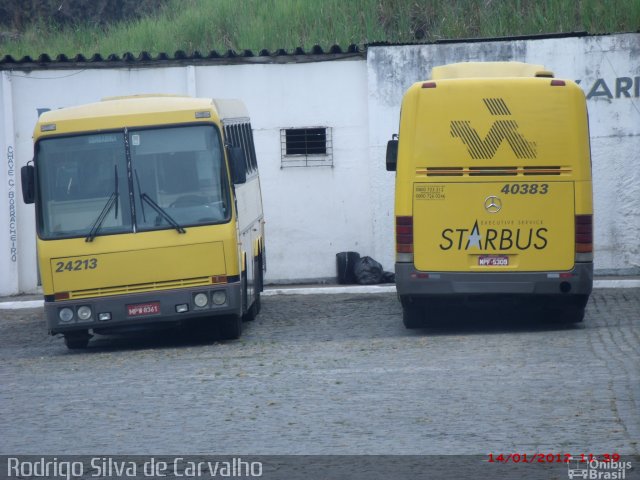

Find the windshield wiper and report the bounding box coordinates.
[139,194,186,233]
[86,165,119,242]
[135,170,146,223]
[135,182,186,234]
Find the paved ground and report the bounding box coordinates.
[0,289,638,456]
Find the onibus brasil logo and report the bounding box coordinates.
[567,456,633,479]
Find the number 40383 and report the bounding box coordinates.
[55,258,98,272]
[501,183,549,195]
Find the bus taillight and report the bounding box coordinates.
[396,216,414,261]
[575,215,593,261]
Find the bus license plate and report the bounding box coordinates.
[127,301,161,317]
[478,255,509,266]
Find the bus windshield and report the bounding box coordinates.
[36,125,230,240]
[130,125,229,232]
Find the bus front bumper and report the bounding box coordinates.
[395,262,593,305]
[45,282,242,335]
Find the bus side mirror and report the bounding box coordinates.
[21,164,35,204]
[228,146,247,185]
[386,136,398,171]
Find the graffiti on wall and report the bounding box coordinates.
[577,76,640,100]
[7,145,17,262]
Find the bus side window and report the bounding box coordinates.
[225,123,250,176]
[246,123,258,171]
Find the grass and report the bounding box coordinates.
[1,0,639,58]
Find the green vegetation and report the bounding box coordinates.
[1,0,639,58]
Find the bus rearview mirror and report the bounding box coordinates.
[21,164,35,204]
[386,138,398,171]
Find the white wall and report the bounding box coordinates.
[1,33,638,296]
[0,72,20,294]
[368,33,640,276]
[192,61,372,282]
[0,59,370,294]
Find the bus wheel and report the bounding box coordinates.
[560,305,586,323]
[243,298,258,322]
[219,314,242,340]
[401,300,424,329]
[255,254,264,315]
[241,273,255,322]
[243,257,262,321]
[64,331,91,349]
[243,288,260,322]
[254,291,261,315]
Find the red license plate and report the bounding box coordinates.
[478,255,509,266]
[127,301,161,317]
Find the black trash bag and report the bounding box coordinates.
[353,256,384,285]
[382,271,395,284]
[336,251,360,284]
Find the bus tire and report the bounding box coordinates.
[561,305,585,323]
[243,256,263,321]
[219,314,242,340]
[244,289,260,322]
[402,303,424,329]
[64,331,90,349]
[241,273,256,322]
[243,297,258,322]
[256,253,264,293]
[255,254,263,315]
[254,291,261,315]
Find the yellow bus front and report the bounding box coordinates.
[31,97,244,344]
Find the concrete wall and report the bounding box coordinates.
[0,59,370,295]
[368,33,640,276]
[1,33,638,296]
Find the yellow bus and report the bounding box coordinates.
[386,62,593,328]
[21,95,265,348]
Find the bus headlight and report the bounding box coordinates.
[212,290,226,305]
[59,308,74,323]
[194,292,209,308]
[77,306,92,321]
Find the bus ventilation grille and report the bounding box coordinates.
[420,166,569,177]
[68,277,213,299]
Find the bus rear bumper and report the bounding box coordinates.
[45,282,242,335]
[395,262,593,304]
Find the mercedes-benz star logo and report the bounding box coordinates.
[484,195,502,213]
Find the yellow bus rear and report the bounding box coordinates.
[21,95,265,348]
[386,62,593,327]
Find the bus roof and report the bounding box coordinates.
[35,95,249,137]
[431,61,553,80]
[212,98,249,120]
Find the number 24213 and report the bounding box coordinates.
[55,258,98,272]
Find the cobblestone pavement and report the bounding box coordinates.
[0,289,638,455]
